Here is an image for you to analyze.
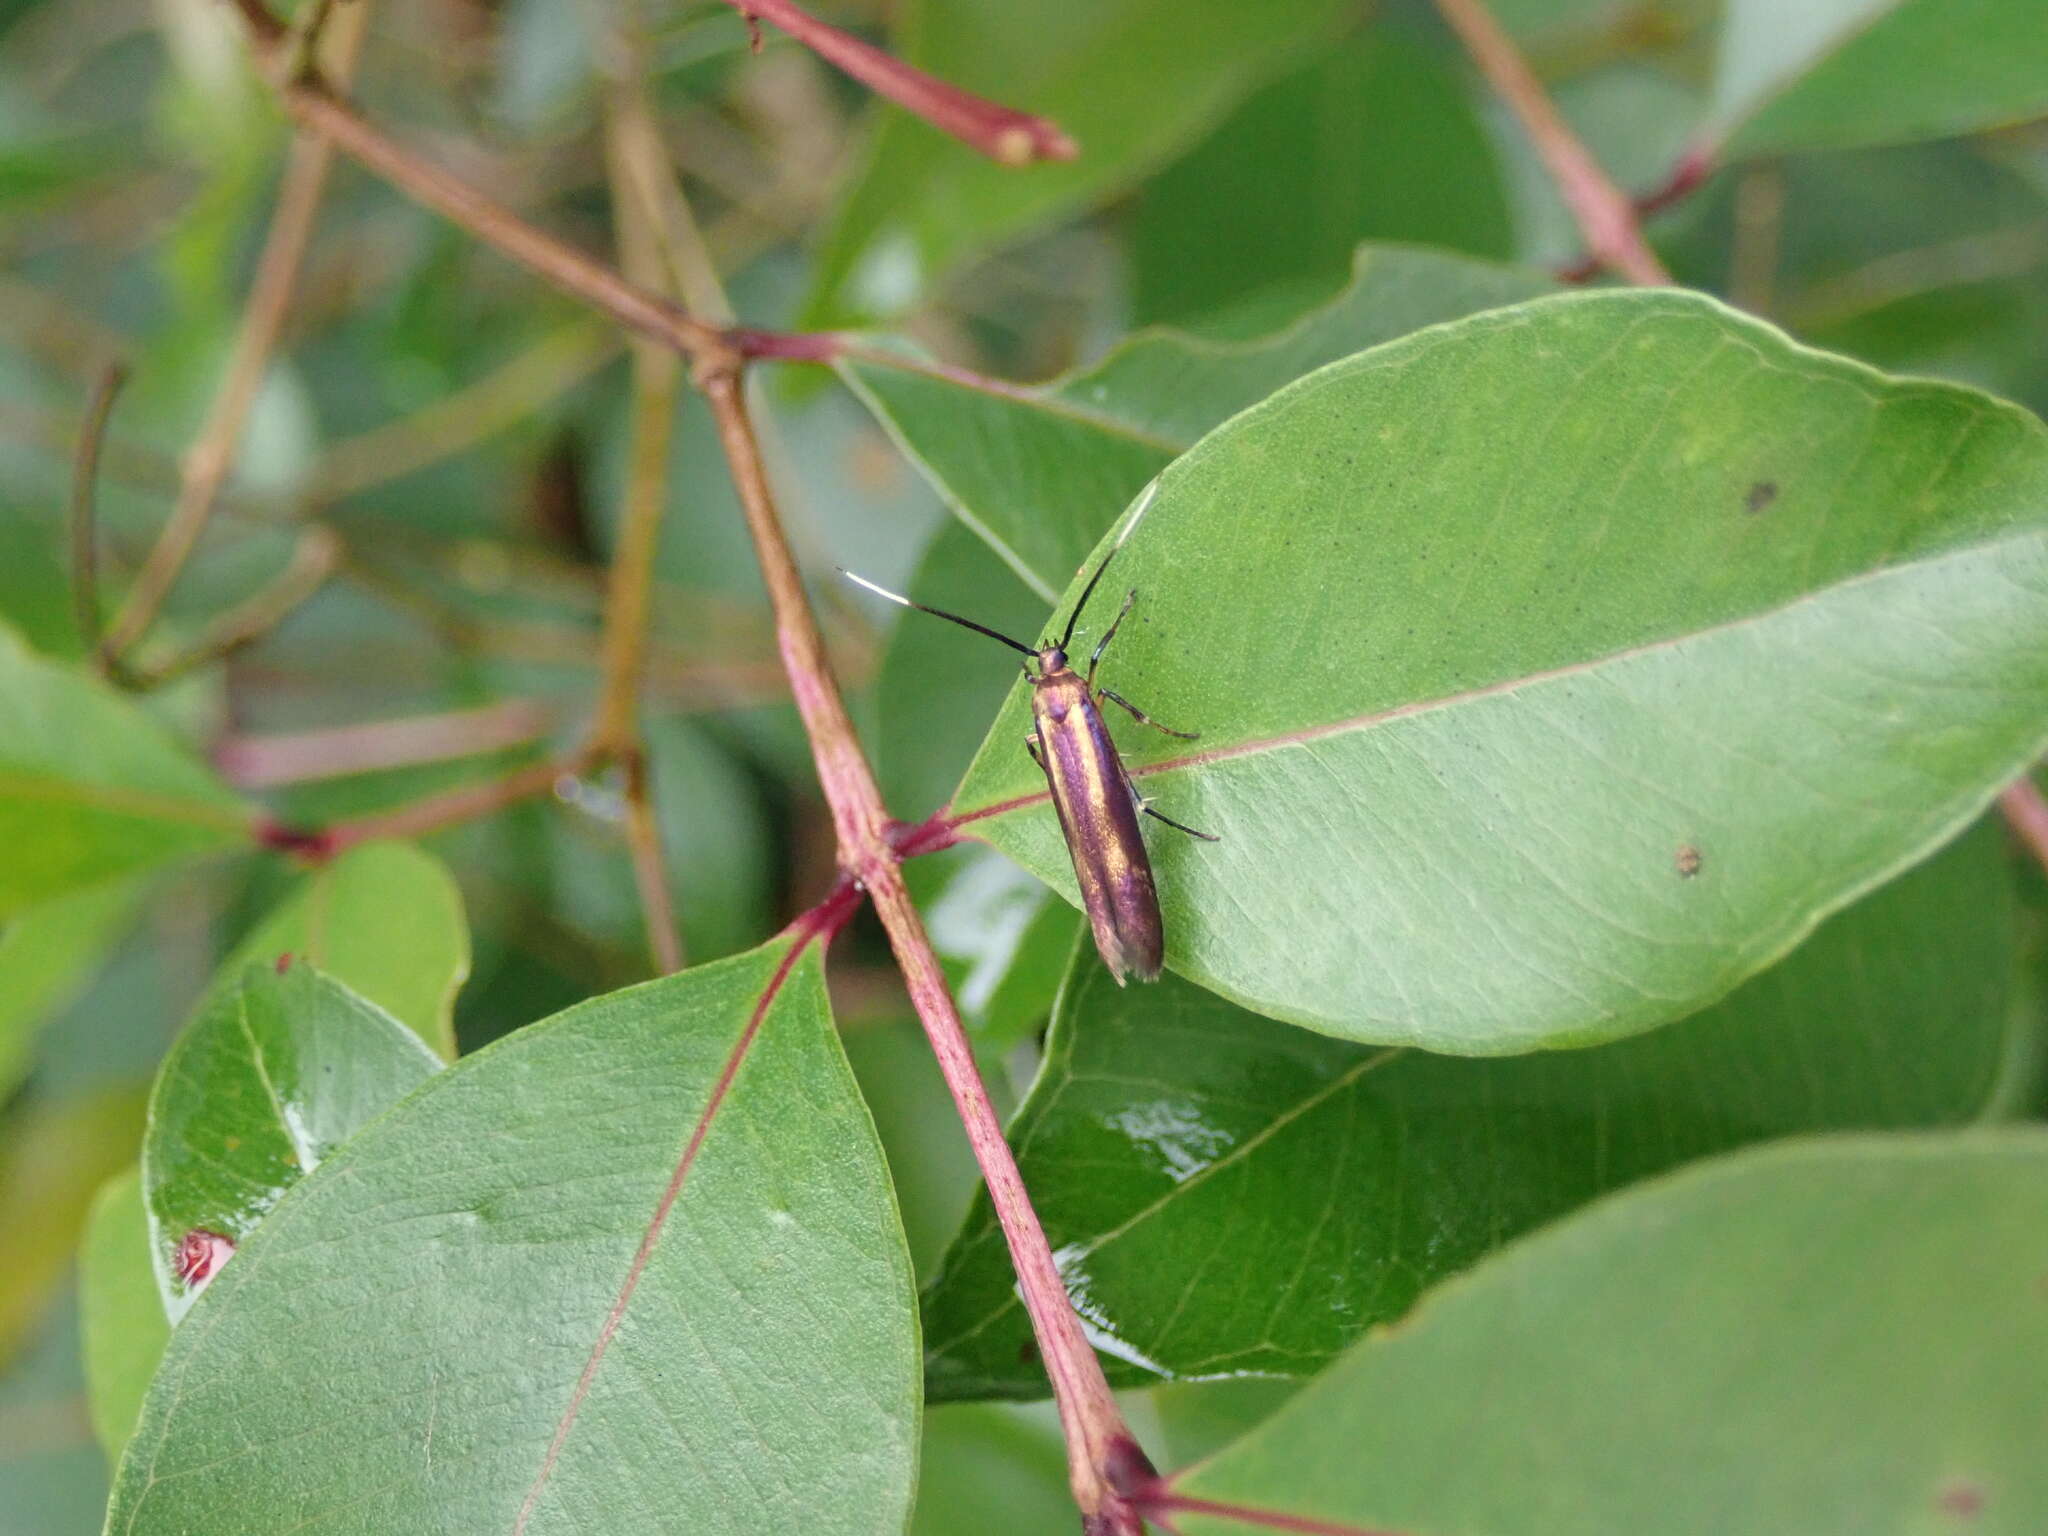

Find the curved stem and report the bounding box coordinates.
[1431,0,1670,285]
[101,0,370,667]
[719,0,1075,165]
[2001,777,2048,881]
[597,48,691,976]
[219,0,1146,1519]
[68,362,128,667]
[699,366,1143,1531]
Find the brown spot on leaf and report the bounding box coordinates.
[1017,1339,1040,1366]
[1746,480,1778,514]
[1937,1482,1984,1519]
[1675,844,1702,878]
[274,952,294,974]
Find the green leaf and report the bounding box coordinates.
[215,841,469,1060]
[142,962,443,1322]
[1170,1130,2048,1534]
[1715,0,2048,159]
[1663,140,2048,419]
[842,1015,985,1281]
[804,0,1354,325]
[1129,29,1513,327]
[0,878,139,1102]
[0,515,86,658]
[839,245,1556,602]
[0,631,248,918]
[950,289,2048,1049]
[0,1086,146,1371]
[912,1404,1072,1536]
[923,817,2026,1394]
[108,941,920,1535]
[78,1165,168,1466]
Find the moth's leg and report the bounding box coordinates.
[1118,756,1219,842]
[1025,732,1045,770]
[1098,685,1198,740]
[1087,589,1138,684]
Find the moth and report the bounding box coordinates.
[846,482,1215,984]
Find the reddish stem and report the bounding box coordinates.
[699,365,1141,1530]
[215,700,551,788]
[727,326,847,362]
[1432,0,1669,285]
[308,752,589,858]
[2001,776,2048,878]
[218,1,1139,1521]
[1636,143,1714,220]
[719,0,1076,165]
[1136,1490,1409,1536]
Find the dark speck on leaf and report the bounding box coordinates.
[1746,480,1778,513]
[1675,844,1702,878]
[1936,1482,1984,1519]
[275,952,293,974]
[1017,1339,1040,1366]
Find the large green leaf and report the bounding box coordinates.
[1128,29,1513,328]
[839,245,1555,603]
[922,818,2025,1395]
[1713,0,2048,159]
[215,841,469,1059]
[107,941,920,1535]
[0,631,248,917]
[804,0,1352,325]
[142,962,443,1322]
[78,1165,168,1465]
[1169,1130,2048,1534]
[947,289,2048,1050]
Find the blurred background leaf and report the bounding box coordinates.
[923,818,2033,1395]
[1172,1129,2048,1534]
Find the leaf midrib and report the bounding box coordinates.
[0,767,248,833]
[953,518,2048,820]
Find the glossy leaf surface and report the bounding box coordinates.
[217,841,469,1059]
[1172,1131,2048,1534]
[949,290,2048,1049]
[805,0,1352,324]
[0,631,247,918]
[142,962,443,1321]
[108,942,920,1535]
[840,246,1555,602]
[923,819,2025,1394]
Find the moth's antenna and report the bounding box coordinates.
[838,568,1037,657]
[1060,478,1160,653]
